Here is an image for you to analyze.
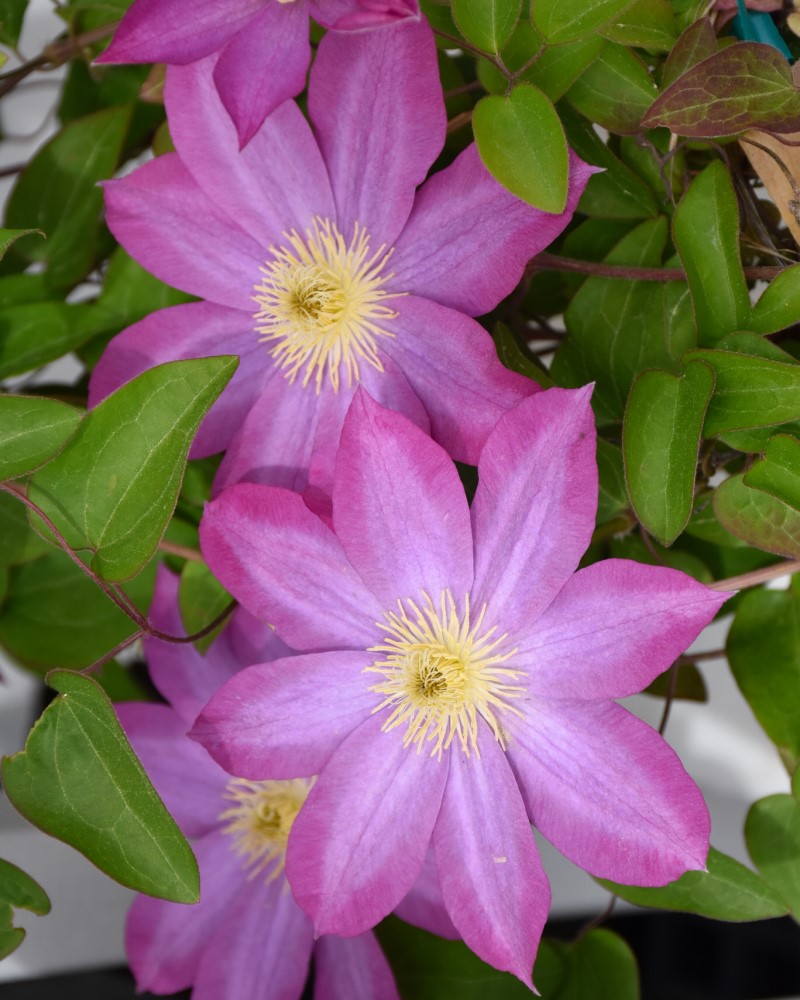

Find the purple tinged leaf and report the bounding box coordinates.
[713,473,800,558]
[643,42,800,137]
[661,16,718,90]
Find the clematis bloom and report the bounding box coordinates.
[193,387,731,988]
[90,18,593,511]
[117,568,402,999]
[98,0,420,146]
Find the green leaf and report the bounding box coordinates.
[561,107,658,220]
[0,0,28,46]
[643,660,707,701]
[727,579,800,772]
[746,776,800,918]
[4,106,132,288]
[0,396,82,480]
[28,356,238,583]
[494,321,553,387]
[643,43,800,137]
[473,85,569,212]
[0,229,43,261]
[610,532,712,582]
[598,846,789,921]
[546,929,639,999]
[673,162,751,345]
[745,435,800,512]
[596,438,628,524]
[0,857,50,961]
[94,247,195,331]
[713,474,800,559]
[0,273,50,309]
[2,670,199,902]
[377,915,533,999]
[533,0,636,43]
[682,348,800,435]
[452,0,521,53]
[178,560,232,654]
[524,35,605,102]
[0,550,154,671]
[0,492,51,567]
[750,264,800,335]
[662,16,717,89]
[599,0,678,52]
[623,360,715,545]
[0,301,114,380]
[565,43,658,135]
[553,218,695,423]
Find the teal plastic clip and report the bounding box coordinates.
[732,0,794,61]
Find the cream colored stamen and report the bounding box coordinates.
[253,218,400,393]
[366,591,523,758]
[220,777,312,881]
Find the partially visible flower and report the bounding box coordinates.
[193,388,731,988]
[118,567,403,998]
[90,20,593,513]
[97,0,419,146]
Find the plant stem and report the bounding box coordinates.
[529,252,784,283]
[710,559,800,592]
[0,22,119,98]
[158,538,204,562]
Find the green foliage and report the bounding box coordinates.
[565,43,658,134]
[532,0,637,44]
[0,302,114,379]
[535,929,639,998]
[0,0,28,47]
[596,438,628,524]
[661,16,716,88]
[623,360,714,545]
[474,85,569,212]
[452,0,521,53]
[0,397,82,479]
[2,670,199,902]
[672,162,751,346]
[4,106,132,289]
[0,858,49,961]
[28,357,237,582]
[599,0,677,52]
[0,228,43,260]
[644,43,800,138]
[178,560,232,653]
[598,846,789,921]
[745,435,800,512]
[713,475,800,559]
[728,579,800,773]
[745,767,800,920]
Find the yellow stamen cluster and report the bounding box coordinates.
[253,218,399,393]
[220,777,312,881]
[366,591,523,758]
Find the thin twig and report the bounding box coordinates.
[710,558,800,592]
[0,22,119,98]
[432,25,507,76]
[683,648,727,662]
[158,538,204,562]
[446,109,472,135]
[528,252,785,283]
[148,600,237,645]
[658,660,680,736]
[577,894,617,940]
[81,630,145,675]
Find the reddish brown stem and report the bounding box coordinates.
[529,252,784,283]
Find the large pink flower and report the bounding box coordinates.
[192,387,730,988]
[98,0,419,146]
[90,19,593,511]
[117,568,402,999]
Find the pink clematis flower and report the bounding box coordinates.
[90,19,593,512]
[192,387,731,988]
[117,567,403,999]
[97,0,420,147]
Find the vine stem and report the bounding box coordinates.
[709,558,800,592]
[529,252,785,283]
[0,480,236,647]
[0,22,119,98]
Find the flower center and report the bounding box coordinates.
[252,218,400,393]
[220,777,312,880]
[366,591,523,758]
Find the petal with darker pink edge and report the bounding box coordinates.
[332,390,473,607]
[285,714,449,936]
[313,932,400,1000]
[507,700,710,885]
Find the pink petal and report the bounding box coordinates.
[97,0,262,64]
[433,728,549,987]
[310,0,419,28]
[214,5,311,147]
[192,875,313,1000]
[191,651,377,779]
[306,354,431,507]
[393,849,459,940]
[307,18,444,247]
[200,483,383,650]
[517,559,731,700]
[285,714,449,936]
[384,294,538,464]
[508,700,710,885]
[392,147,594,316]
[103,155,264,311]
[88,301,265,459]
[211,371,322,496]
[116,703,230,838]
[470,386,597,635]
[313,932,400,1000]
[332,390,473,607]
[126,830,242,994]
[166,58,333,240]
